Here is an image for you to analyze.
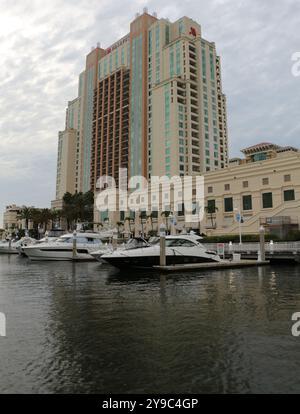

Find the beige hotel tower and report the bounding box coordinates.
[53,9,228,209]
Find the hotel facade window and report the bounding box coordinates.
[224,197,233,212]
[284,189,295,202]
[262,192,273,209]
[262,178,269,186]
[243,195,252,211]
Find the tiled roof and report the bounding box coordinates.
[241,142,280,154]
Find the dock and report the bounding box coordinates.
[153,260,270,273]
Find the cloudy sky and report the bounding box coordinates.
[0,0,300,226]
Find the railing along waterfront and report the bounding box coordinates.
[203,242,300,254]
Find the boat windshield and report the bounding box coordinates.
[148,238,198,247]
[58,237,103,245]
[125,238,150,250]
[165,239,197,247]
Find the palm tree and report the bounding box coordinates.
[18,207,33,230]
[61,191,94,230]
[124,217,133,235]
[147,213,155,233]
[161,211,171,234]
[205,204,219,229]
[38,209,54,232]
[139,211,147,237]
[51,209,62,229]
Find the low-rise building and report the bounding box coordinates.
[93,143,300,238]
[3,204,36,233]
[203,143,300,237]
[3,205,23,232]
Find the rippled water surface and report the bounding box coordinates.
[0,255,300,394]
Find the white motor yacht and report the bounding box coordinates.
[22,232,108,261]
[90,243,126,263]
[0,237,36,255]
[101,234,222,269]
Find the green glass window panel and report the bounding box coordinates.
[253,153,267,162]
[148,30,152,55]
[262,192,273,209]
[284,189,295,202]
[165,25,170,44]
[179,20,185,35]
[224,197,233,212]
[210,53,215,80]
[243,195,252,211]
[202,48,206,76]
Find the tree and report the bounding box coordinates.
[161,211,171,234]
[139,211,147,237]
[124,217,133,235]
[205,204,219,229]
[147,213,155,233]
[38,209,54,232]
[60,191,95,230]
[18,207,33,230]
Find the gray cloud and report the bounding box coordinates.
[1,0,300,225]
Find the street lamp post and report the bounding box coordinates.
[234,207,243,246]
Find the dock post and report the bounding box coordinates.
[112,228,118,251]
[160,236,166,267]
[259,226,266,262]
[72,231,77,260]
[159,223,167,267]
[270,240,274,255]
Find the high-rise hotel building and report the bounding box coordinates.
[53,10,228,206]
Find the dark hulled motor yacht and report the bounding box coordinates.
[101,234,221,269]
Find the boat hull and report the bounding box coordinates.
[0,248,19,255]
[23,247,95,262]
[102,254,219,269]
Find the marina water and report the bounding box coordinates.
[0,255,300,394]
